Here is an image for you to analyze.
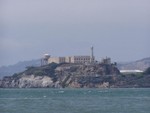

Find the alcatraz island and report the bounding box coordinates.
[0,46,150,88]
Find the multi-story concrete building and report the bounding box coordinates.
[65,56,71,63]
[48,56,93,64]
[70,56,91,64]
[42,47,113,65]
[45,46,95,64]
[48,57,65,64]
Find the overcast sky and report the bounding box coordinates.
[0,0,150,66]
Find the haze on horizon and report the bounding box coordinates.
[0,0,150,66]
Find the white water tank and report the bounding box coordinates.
[44,54,50,60]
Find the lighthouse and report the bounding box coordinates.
[90,46,94,63]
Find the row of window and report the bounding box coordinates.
[74,58,90,60]
[75,61,90,63]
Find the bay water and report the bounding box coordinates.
[0,88,150,113]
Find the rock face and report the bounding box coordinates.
[1,63,150,88]
[0,75,54,88]
[18,75,53,88]
[0,63,120,88]
[1,74,150,88]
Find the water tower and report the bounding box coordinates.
[41,54,50,66]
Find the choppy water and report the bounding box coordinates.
[0,88,150,113]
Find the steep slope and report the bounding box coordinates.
[1,62,150,88]
[0,63,120,88]
[118,57,150,71]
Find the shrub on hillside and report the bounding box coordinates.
[143,67,150,75]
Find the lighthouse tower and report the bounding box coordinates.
[90,46,94,63]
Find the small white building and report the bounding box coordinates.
[120,70,143,73]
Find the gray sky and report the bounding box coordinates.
[0,0,150,66]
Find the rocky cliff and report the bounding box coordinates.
[0,63,150,88]
[0,63,119,88]
[0,75,53,88]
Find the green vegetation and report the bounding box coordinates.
[12,63,59,77]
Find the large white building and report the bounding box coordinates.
[43,46,95,64]
[48,56,93,64]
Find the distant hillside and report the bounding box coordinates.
[0,59,41,78]
[118,57,150,71]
